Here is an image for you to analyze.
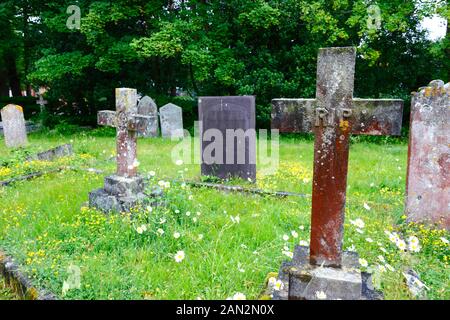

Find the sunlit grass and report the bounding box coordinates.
[0,129,448,300]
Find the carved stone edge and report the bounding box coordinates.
[0,250,57,300]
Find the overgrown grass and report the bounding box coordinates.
[0,278,15,300]
[0,129,448,300]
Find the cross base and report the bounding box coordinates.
[272,246,383,300]
[89,175,149,213]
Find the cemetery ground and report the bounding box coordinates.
[0,128,448,300]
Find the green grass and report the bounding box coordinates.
[0,278,15,300]
[0,129,448,300]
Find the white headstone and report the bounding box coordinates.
[160,103,184,139]
[1,104,28,148]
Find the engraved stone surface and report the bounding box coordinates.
[199,96,256,182]
[271,47,403,268]
[160,103,184,139]
[0,104,28,148]
[137,96,159,137]
[272,98,403,135]
[406,80,450,229]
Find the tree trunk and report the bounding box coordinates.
[0,67,9,97]
[6,53,22,97]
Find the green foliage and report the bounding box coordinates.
[0,0,448,129]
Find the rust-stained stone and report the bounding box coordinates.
[406,80,450,230]
[271,47,403,268]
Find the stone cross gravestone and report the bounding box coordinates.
[406,80,450,230]
[0,104,28,148]
[160,103,184,139]
[89,88,153,213]
[271,47,403,300]
[137,96,159,137]
[199,96,256,182]
[36,94,48,113]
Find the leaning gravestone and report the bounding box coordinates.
[271,47,403,300]
[137,96,159,137]
[159,103,184,139]
[0,104,28,148]
[405,80,450,230]
[26,144,73,162]
[199,96,256,182]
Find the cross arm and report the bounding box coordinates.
[271,99,316,133]
[97,110,154,132]
[351,99,403,136]
[271,98,403,136]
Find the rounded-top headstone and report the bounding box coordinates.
[159,103,184,139]
[137,96,159,137]
[0,104,28,148]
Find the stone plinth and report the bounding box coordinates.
[273,246,382,300]
[89,175,147,213]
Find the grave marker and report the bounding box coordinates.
[0,104,28,148]
[405,80,450,230]
[272,47,403,300]
[160,103,184,139]
[89,88,153,213]
[199,96,256,181]
[137,96,159,137]
[36,94,48,113]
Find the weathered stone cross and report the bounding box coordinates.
[272,47,403,268]
[36,94,48,112]
[98,88,151,178]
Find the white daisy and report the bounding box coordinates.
[232,292,246,300]
[174,251,185,263]
[359,258,368,268]
[315,291,327,300]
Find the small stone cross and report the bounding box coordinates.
[36,94,48,113]
[97,88,152,178]
[272,47,403,267]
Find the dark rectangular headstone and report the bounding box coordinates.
[199,96,256,182]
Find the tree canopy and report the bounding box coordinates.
[1,0,448,128]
